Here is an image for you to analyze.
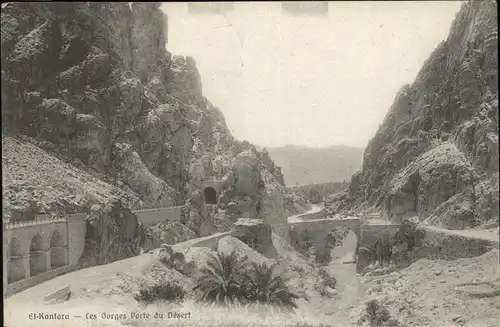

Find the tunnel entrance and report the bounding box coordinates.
[203,187,217,204]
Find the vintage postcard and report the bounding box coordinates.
[2,1,499,327]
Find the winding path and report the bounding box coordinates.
[287,204,323,223]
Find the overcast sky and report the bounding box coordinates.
[161,2,463,149]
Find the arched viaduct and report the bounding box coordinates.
[3,213,87,296]
[3,206,184,296]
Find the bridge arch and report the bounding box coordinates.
[203,187,218,204]
[29,234,46,276]
[50,230,66,268]
[289,218,361,265]
[8,237,25,283]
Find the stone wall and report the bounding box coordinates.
[410,226,499,262]
[5,265,77,298]
[358,224,400,249]
[133,206,182,228]
[295,209,326,220]
[172,231,235,251]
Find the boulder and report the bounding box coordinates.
[231,150,261,197]
[232,218,273,253]
[217,236,272,266]
[145,221,196,251]
[44,286,71,304]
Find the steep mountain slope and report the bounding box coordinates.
[347,0,498,229]
[1,3,287,263]
[266,145,363,185]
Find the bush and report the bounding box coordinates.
[318,268,337,289]
[394,218,427,258]
[243,262,299,312]
[361,300,399,327]
[193,251,299,311]
[134,282,185,303]
[193,250,249,305]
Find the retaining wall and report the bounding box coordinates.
[134,206,182,228]
[359,224,400,248]
[410,226,499,262]
[296,209,326,220]
[5,265,78,297]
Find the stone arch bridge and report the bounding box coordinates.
[288,217,400,269]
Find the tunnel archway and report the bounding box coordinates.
[8,237,25,283]
[50,230,66,268]
[203,187,217,204]
[30,234,46,276]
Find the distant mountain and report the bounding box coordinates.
[265,145,364,186]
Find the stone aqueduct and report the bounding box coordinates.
[3,179,226,296]
[3,178,398,296]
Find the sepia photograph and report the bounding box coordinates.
[2,1,499,326]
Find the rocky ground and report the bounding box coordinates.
[2,135,141,221]
[4,233,341,327]
[351,248,500,327]
[5,229,499,327]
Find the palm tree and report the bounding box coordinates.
[243,262,299,312]
[192,250,249,304]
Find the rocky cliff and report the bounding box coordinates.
[1,3,286,263]
[347,0,498,229]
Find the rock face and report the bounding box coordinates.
[144,221,197,251]
[232,218,273,255]
[1,3,287,264]
[79,199,145,266]
[347,1,498,229]
[217,149,289,240]
[284,191,312,216]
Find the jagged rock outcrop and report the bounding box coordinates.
[79,199,146,266]
[284,191,312,216]
[346,1,498,229]
[1,3,287,264]
[218,150,289,240]
[232,218,274,255]
[144,221,197,251]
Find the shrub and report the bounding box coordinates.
[394,218,427,259]
[193,251,299,311]
[362,300,399,327]
[134,282,185,303]
[318,268,337,289]
[193,250,249,304]
[243,262,299,312]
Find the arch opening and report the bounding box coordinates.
[8,237,25,283]
[30,234,46,276]
[50,230,66,268]
[203,187,217,204]
[289,223,360,266]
